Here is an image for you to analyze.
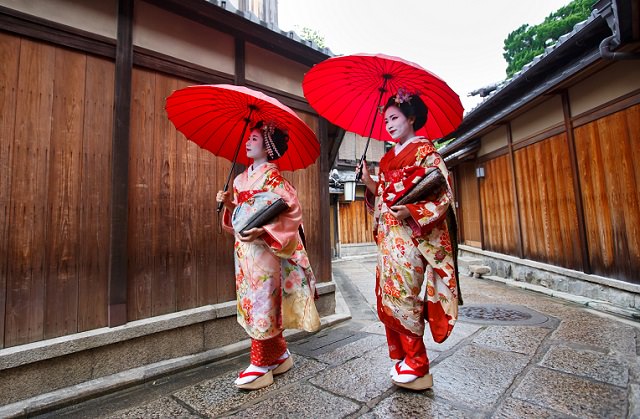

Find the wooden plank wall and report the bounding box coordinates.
[479,155,518,255]
[514,134,582,270]
[283,112,332,284]
[574,104,640,283]
[456,162,481,246]
[338,200,374,244]
[0,34,113,347]
[127,68,236,321]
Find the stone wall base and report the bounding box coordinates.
[459,245,640,320]
[0,282,340,413]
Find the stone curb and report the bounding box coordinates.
[0,290,351,418]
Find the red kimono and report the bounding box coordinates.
[367,137,459,350]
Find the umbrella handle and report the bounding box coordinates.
[217,108,255,213]
[355,77,389,182]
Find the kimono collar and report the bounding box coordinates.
[248,161,269,177]
[394,135,421,156]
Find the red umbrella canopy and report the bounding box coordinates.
[303,53,464,142]
[165,84,319,171]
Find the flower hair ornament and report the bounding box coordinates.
[262,122,281,159]
[394,87,414,106]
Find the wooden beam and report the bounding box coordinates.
[235,36,245,85]
[562,90,591,274]
[506,122,525,258]
[108,0,134,327]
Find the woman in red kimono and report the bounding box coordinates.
[217,121,320,390]
[360,89,460,390]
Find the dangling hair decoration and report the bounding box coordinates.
[262,122,281,159]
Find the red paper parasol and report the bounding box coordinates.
[303,53,463,178]
[165,84,319,211]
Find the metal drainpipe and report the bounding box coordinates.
[599,35,640,60]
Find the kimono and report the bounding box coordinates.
[368,137,459,343]
[223,162,320,341]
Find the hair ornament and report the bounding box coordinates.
[394,87,414,106]
[262,122,281,159]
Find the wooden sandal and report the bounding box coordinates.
[392,373,433,390]
[391,362,433,390]
[272,354,293,375]
[235,370,274,390]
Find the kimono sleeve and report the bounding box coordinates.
[221,183,239,235]
[404,153,452,238]
[261,177,303,258]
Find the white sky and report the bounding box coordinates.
[277,0,572,113]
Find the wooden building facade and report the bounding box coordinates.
[441,0,640,311]
[0,0,339,407]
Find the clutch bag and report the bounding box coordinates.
[231,191,289,236]
[395,168,447,206]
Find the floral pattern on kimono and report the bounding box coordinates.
[223,162,320,340]
[367,137,459,342]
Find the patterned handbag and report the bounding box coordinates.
[394,167,447,206]
[231,191,289,236]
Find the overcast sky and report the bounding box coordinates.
[277,0,573,113]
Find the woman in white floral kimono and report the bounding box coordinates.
[217,121,320,390]
[360,90,460,390]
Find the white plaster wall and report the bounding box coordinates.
[245,42,308,97]
[511,95,564,142]
[478,125,508,156]
[133,1,235,75]
[569,60,640,116]
[0,0,117,39]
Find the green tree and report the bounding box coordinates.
[503,0,596,77]
[296,26,326,48]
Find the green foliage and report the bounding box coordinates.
[503,0,596,77]
[296,26,326,48]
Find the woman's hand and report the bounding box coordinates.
[216,190,235,210]
[389,205,410,221]
[357,160,377,194]
[239,227,264,242]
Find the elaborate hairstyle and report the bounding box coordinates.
[383,88,428,131]
[251,120,289,161]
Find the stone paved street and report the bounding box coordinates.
[40,256,640,418]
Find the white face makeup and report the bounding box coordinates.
[245,129,268,161]
[384,106,414,143]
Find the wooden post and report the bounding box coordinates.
[108,0,133,327]
[318,117,332,279]
[506,122,525,258]
[234,37,245,86]
[562,91,591,274]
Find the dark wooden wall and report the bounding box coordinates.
[514,133,582,270]
[0,28,331,347]
[457,99,639,284]
[479,155,518,255]
[338,200,374,244]
[0,34,114,347]
[455,162,481,246]
[574,103,640,282]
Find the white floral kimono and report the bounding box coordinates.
[223,162,320,340]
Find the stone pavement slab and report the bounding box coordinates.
[36,257,639,419]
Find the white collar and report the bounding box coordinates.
[248,161,267,176]
[394,136,420,156]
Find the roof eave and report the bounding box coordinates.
[440,5,614,157]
